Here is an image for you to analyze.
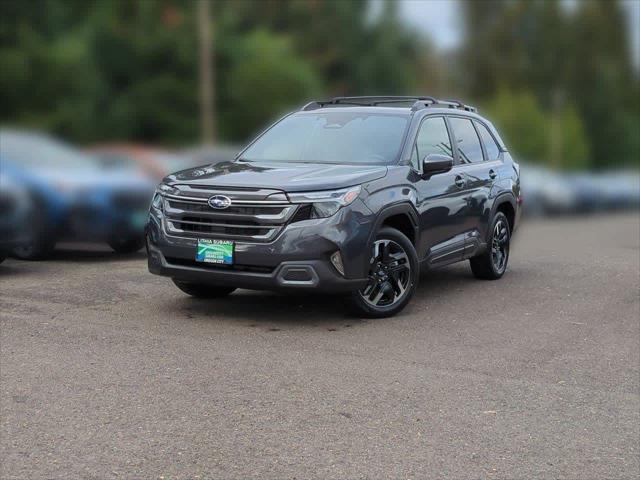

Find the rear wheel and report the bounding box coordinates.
[347,227,419,318]
[470,211,510,280]
[108,236,145,254]
[172,279,237,299]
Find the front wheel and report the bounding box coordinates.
[172,280,237,299]
[347,226,419,318]
[470,211,510,280]
[12,236,56,260]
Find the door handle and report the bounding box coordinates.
[489,169,497,180]
[454,175,466,188]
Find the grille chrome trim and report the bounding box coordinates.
[169,218,276,229]
[165,200,294,223]
[161,186,295,242]
[166,221,277,241]
[163,193,289,205]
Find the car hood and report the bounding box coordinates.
[164,161,389,192]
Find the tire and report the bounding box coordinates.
[347,226,419,318]
[470,211,510,280]
[0,253,6,264]
[11,198,56,261]
[108,237,145,254]
[12,236,56,260]
[172,280,237,299]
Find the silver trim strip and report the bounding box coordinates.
[168,219,276,230]
[162,193,289,205]
[164,201,294,222]
[166,221,276,241]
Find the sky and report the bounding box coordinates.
[395,0,640,70]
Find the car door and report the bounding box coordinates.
[473,119,504,240]
[411,115,468,266]
[447,116,493,257]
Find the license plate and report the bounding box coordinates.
[195,239,234,265]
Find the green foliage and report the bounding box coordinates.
[0,0,637,171]
[557,104,590,171]
[0,0,425,145]
[483,90,549,163]
[484,89,590,170]
[220,30,321,140]
[461,0,639,170]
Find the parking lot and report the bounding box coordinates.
[1,213,639,479]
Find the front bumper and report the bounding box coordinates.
[147,199,373,293]
[148,242,366,292]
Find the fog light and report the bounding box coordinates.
[330,251,345,276]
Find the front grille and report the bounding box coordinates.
[162,185,297,242]
[166,201,283,216]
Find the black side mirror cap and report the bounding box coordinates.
[422,153,453,179]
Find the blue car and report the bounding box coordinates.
[0,175,30,263]
[0,130,155,259]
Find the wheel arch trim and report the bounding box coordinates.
[491,193,517,230]
[367,202,420,248]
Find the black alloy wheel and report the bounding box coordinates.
[491,218,509,274]
[470,211,511,280]
[347,226,418,318]
[360,239,412,308]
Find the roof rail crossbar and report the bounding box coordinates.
[331,96,438,106]
[302,96,477,112]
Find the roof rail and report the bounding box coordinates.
[302,96,476,112]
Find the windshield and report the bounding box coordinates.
[240,112,409,165]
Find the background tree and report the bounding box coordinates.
[0,0,637,170]
[460,0,639,169]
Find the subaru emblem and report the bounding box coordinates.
[208,195,232,209]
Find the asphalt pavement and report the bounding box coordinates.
[1,213,639,479]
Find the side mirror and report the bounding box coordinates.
[422,153,453,179]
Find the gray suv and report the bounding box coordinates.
[147,96,521,317]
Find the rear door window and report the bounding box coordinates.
[475,121,501,162]
[449,117,484,164]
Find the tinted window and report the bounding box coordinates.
[241,112,409,165]
[475,121,501,161]
[449,117,484,164]
[412,117,453,169]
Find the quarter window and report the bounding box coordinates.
[449,117,484,164]
[412,117,453,169]
[475,121,501,161]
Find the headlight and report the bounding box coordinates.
[151,183,178,211]
[151,192,163,210]
[156,183,179,196]
[288,185,361,219]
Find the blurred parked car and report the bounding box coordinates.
[0,130,155,259]
[180,144,240,168]
[520,164,578,216]
[521,163,640,217]
[595,172,640,210]
[87,144,194,181]
[0,173,30,263]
